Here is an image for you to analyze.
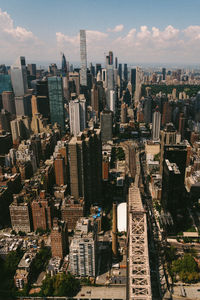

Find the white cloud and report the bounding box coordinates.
[107,24,124,32]
[0,8,36,41]
[1,8,200,65]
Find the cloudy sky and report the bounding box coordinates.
[1,0,200,66]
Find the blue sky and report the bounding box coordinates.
[0,0,200,65]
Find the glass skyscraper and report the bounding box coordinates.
[80,30,87,86]
[48,76,65,132]
[0,74,12,94]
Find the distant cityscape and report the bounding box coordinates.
[1,27,200,300]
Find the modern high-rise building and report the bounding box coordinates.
[161,159,182,214]
[110,90,116,114]
[96,64,101,76]
[11,56,28,97]
[69,218,97,277]
[152,110,161,141]
[118,64,122,80]
[27,64,36,76]
[115,57,118,69]
[131,68,136,91]
[162,67,166,80]
[2,91,16,115]
[48,76,65,132]
[68,129,102,207]
[100,110,113,142]
[61,53,67,75]
[108,51,113,65]
[69,96,86,136]
[124,64,128,82]
[144,97,152,123]
[91,83,99,117]
[15,94,32,117]
[80,30,87,86]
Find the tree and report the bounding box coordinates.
[41,273,80,297]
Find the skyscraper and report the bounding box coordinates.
[109,51,113,65]
[69,96,86,136]
[61,53,67,75]
[124,64,128,82]
[152,109,161,141]
[11,56,28,97]
[80,30,87,86]
[2,91,16,115]
[131,68,136,91]
[100,110,113,142]
[27,64,36,76]
[68,129,102,207]
[48,76,65,132]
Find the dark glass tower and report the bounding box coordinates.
[61,53,67,75]
[48,76,65,132]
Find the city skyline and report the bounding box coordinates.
[1,0,200,65]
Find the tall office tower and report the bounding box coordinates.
[62,76,70,100]
[162,67,166,80]
[178,112,186,140]
[27,64,36,76]
[162,101,172,126]
[68,129,102,206]
[100,110,113,142]
[69,97,86,136]
[106,55,110,66]
[131,68,136,91]
[144,97,152,123]
[51,218,68,259]
[61,53,67,75]
[135,67,143,106]
[152,109,161,141]
[80,30,87,86]
[70,218,97,277]
[91,83,99,117]
[163,143,187,184]
[110,90,116,114]
[96,64,102,76]
[31,190,53,231]
[36,80,48,97]
[11,56,28,97]
[102,69,107,88]
[115,57,118,69]
[54,153,66,186]
[89,63,95,77]
[9,195,32,233]
[48,76,65,132]
[107,65,114,90]
[121,103,127,123]
[118,63,122,80]
[124,64,128,82]
[161,159,182,214]
[109,51,113,65]
[15,94,32,117]
[195,91,200,122]
[2,91,16,114]
[69,72,80,95]
[160,123,177,175]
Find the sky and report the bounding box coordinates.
[1,0,200,67]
